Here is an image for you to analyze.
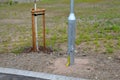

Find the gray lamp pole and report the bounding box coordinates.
[67,0,76,66]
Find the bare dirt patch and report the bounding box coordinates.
[0,50,120,80]
[49,58,94,78]
[23,46,53,54]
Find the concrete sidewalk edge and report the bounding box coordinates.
[0,67,88,80]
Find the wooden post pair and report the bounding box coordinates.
[31,8,46,52]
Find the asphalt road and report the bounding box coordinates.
[0,73,49,80]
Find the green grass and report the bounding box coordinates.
[0,0,120,54]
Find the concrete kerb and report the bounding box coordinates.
[0,67,88,80]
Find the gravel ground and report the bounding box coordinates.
[0,49,120,80]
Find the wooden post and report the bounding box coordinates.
[43,10,46,51]
[31,9,46,52]
[31,9,37,51]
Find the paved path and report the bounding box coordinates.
[0,73,49,80]
[0,67,88,80]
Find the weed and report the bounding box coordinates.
[106,46,114,54]
[93,40,100,47]
[9,0,13,5]
[108,24,120,32]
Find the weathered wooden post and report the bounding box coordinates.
[31,9,37,52]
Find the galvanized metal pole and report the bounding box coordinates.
[67,0,76,66]
[34,0,39,51]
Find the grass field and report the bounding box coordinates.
[0,0,120,54]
